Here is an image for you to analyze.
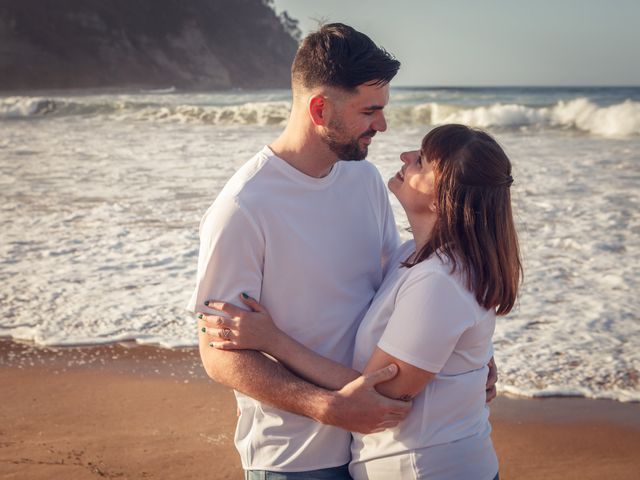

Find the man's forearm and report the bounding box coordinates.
[199,340,335,423]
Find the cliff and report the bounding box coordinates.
[0,0,299,91]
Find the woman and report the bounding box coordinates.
[202,124,521,479]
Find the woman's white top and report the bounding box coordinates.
[351,241,498,477]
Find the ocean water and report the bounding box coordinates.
[1,86,638,402]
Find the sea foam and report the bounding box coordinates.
[3,94,639,137]
[401,97,640,137]
[1,88,639,402]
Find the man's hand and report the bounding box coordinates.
[486,356,498,403]
[320,364,411,434]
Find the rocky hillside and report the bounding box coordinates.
[0,0,299,91]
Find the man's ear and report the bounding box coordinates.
[309,95,328,126]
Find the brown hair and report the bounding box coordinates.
[291,23,400,92]
[405,124,522,315]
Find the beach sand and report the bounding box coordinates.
[1,339,639,479]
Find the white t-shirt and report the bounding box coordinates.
[350,241,498,478]
[187,146,400,472]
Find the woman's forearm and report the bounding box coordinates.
[268,334,360,390]
[200,297,361,390]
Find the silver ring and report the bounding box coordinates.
[220,328,231,340]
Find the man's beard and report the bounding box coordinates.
[322,119,376,161]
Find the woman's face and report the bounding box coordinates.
[388,149,437,217]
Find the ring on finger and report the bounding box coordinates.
[219,328,231,340]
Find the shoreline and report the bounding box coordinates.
[2,339,639,479]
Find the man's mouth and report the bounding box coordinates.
[360,131,376,144]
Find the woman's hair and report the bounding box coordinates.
[405,124,522,316]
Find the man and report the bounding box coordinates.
[189,23,496,478]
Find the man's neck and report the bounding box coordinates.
[270,127,337,179]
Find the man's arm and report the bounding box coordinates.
[189,195,409,433]
[198,327,409,433]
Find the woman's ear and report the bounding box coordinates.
[309,95,327,126]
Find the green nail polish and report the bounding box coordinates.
[204,300,210,306]
[198,313,203,319]
[242,292,249,299]
[201,327,206,333]
[208,342,214,348]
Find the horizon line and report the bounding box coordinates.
[392,84,640,89]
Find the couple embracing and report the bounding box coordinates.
[189,23,521,480]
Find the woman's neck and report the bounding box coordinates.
[408,213,437,253]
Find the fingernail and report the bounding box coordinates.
[241,293,249,299]
[204,300,210,306]
[208,342,214,347]
[201,327,206,333]
[198,313,203,319]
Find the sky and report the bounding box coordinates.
[272,0,640,87]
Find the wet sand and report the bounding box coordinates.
[1,340,639,479]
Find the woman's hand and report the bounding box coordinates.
[198,294,279,352]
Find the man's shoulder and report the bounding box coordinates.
[199,148,274,229]
[220,147,273,199]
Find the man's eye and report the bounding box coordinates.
[363,110,375,116]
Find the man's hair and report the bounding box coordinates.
[291,23,400,92]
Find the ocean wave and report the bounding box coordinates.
[0,97,58,118]
[129,101,291,125]
[0,96,291,126]
[2,95,639,137]
[389,97,640,137]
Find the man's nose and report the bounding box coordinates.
[372,112,387,132]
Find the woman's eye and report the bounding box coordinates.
[417,155,422,165]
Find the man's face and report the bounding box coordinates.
[321,82,390,160]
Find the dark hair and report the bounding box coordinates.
[405,124,522,316]
[291,23,400,92]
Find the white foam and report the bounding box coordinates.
[387,98,640,138]
[4,93,639,138]
[140,86,177,94]
[133,101,291,126]
[432,102,548,128]
[551,98,640,137]
[1,90,638,402]
[0,97,56,118]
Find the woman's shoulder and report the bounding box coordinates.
[406,248,455,277]
[406,252,480,307]
[418,253,495,320]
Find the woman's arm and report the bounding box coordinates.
[266,328,361,390]
[364,347,435,400]
[201,295,361,390]
[204,293,497,403]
